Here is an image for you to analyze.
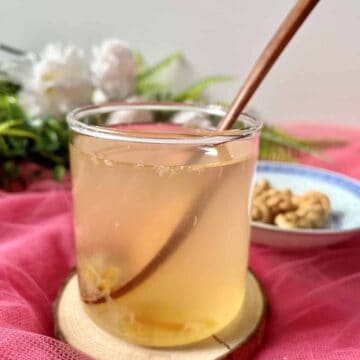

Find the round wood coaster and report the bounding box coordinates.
[54,271,267,359]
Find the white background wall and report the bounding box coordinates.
[2,0,360,125]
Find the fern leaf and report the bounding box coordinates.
[135,80,167,95]
[136,52,182,82]
[261,127,318,157]
[172,76,232,102]
[0,136,9,154]
[0,119,24,131]
[258,125,345,162]
[295,138,348,149]
[133,51,146,75]
[262,125,347,152]
[0,95,25,120]
[259,138,297,162]
[0,128,39,140]
[0,71,20,96]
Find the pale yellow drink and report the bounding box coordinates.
[69,108,259,347]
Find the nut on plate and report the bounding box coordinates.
[252,179,331,230]
[274,206,328,229]
[252,180,296,224]
[293,191,330,213]
[252,198,273,224]
[253,179,271,197]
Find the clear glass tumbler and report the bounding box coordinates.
[67,102,261,347]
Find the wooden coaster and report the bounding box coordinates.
[54,271,267,359]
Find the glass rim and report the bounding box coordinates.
[67,101,263,145]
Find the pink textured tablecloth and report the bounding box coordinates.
[0,124,359,359]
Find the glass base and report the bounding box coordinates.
[54,270,267,359]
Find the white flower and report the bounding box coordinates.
[91,39,135,101]
[106,97,153,125]
[171,111,212,129]
[7,44,93,117]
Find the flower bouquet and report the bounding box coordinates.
[0,39,344,191]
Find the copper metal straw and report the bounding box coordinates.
[218,0,320,131]
[87,0,321,302]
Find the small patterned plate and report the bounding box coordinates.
[251,161,360,249]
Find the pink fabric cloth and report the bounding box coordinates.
[0,124,359,359]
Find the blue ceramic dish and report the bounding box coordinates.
[251,161,360,249]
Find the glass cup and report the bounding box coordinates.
[67,102,261,347]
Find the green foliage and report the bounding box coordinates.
[0,50,347,190]
[0,95,69,188]
[136,80,168,96]
[0,95,24,120]
[260,125,317,159]
[172,76,232,102]
[53,164,66,181]
[0,81,20,96]
[258,125,347,162]
[133,51,146,75]
[275,130,347,149]
[0,72,20,95]
[136,52,181,82]
[135,52,181,96]
[259,138,298,162]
